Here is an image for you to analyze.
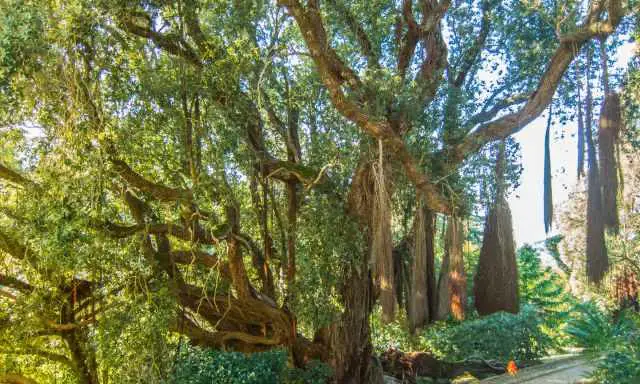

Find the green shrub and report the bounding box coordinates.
[418,305,553,361]
[593,349,640,384]
[518,244,575,347]
[169,346,332,384]
[565,302,634,352]
[584,310,640,384]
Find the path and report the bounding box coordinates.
[480,356,597,384]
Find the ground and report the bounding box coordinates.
[479,356,596,383]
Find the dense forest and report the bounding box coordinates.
[0,0,639,383]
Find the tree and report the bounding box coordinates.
[0,0,629,382]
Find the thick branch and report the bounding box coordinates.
[117,12,202,66]
[452,0,496,87]
[110,158,192,202]
[0,163,37,189]
[0,274,34,293]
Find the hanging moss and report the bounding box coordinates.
[371,153,395,323]
[544,106,553,233]
[474,142,519,315]
[598,92,621,234]
[584,53,609,284]
[436,216,466,321]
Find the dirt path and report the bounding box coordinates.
[480,356,596,383]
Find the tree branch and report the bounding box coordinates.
[0,163,38,189]
[0,274,34,293]
[326,0,380,69]
[110,158,192,202]
[448,0,626,164]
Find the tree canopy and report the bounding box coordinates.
[0,0,633,383]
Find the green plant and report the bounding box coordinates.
[565,302,634,352]
[418,305,552,361]
[169,346,332,384]
[517,244,575,346]
[590,311,640,384]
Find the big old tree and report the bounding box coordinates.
[0,0,629,383]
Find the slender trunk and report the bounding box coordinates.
[425,209,436,323]
[286,180,298,304]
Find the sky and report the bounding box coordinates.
[508,42,636,246]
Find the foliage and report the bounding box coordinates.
[169,347,331,384]
[576,310,640,384]
[370,306,416,354]
[517,245,575,346]
[566,302,635,352]
[0,0,631,382]
[419,305,553,361]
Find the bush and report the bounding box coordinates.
[169,346,332,384]
[418,305,553,361]
[576,309,640,384]
[565,302,634,352]
[518,244,575,347]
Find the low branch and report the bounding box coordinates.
[0,348,73,368]
[0,274,34,293]
[0,373,39,384]
[0,163,37,189]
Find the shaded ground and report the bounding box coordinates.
[480,356,596,383]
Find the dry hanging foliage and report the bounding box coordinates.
[474,196,519,315]
[436,217,466,321]
[409,199,428,331]
[584,52,609,284]
[474,143,519,315]
[577,85,586,179]
[598,92,621,234]
[371,144,395,323]
[544,105,553,233]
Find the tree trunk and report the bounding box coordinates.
[425,209,436,323]
[316,253,379,384]
[584,50,609,284]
